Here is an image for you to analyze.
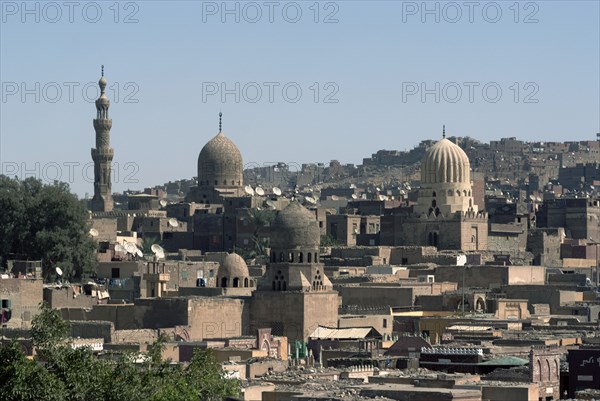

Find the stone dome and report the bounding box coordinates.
[219,253,249,279]
[421,138,470,185]
[270,202,320,250]
[197,131,243,187]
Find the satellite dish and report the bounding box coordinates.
[255,187,265,196]
[136,249,144,258]
[151,244,164,254]
[305,196,316,204]
[124,242,137,254]
[272,187,282,196]
[89,228,99,237]
[168,218,179,228]
[376,187,381,192]
[351,193,358,199]
[244,185,255,196]
[55,267,63,276]
[331,195,339,201]
[265,200,276,209]
[114,244,125,253]
[155,250,165,260]
[349,184,356,189]
[159,199,167,207]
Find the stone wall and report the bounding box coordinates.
[0,278,43,328]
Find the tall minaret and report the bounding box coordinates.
[91,66,114,212]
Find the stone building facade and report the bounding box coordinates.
[251,202,339,342]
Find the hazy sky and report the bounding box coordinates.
[1,0,599,196]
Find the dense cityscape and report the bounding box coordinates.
[1,69,599,400]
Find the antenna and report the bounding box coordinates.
[168,218,179,228]
[89,228,99,237]
[255,187,265,196]
[244,185,255,196]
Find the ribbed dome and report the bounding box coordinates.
[270,202,320,250]
[421,138,470,184]
[219,253,249,278]
[197,131,243,186]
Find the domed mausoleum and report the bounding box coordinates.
[250,201,339,342]
[186,113,244,203]
[383,127,488,251]
[217,252,254,288]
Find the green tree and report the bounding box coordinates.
[1,303,241,401]
[0,176,97,278]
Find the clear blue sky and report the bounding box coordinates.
[1,0,599,196]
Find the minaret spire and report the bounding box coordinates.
[219,112,222,132]
[91,67,114,212]
[442,125,446,139]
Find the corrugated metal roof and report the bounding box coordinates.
[309,326,375,340]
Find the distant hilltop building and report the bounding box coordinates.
[90,66,114,212]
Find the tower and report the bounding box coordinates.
[91,66,114,212]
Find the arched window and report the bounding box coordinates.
[277,281,281,291]
[233,278,240,288]
[221,277,228,287]
[463,190,468,196]
[457,190,461,196]
[289,253,294,263]
[244,278,249,287]
[448,189,453,196]
[279,253,284,262]
[547,359,552,382]
[299,253,303,263]
[272,281,276,290]
[282,281,287,291]
[307,253,312,263]
[431,200,437,208]
[432,191,436,197]
[537,360,542,381]
[314,253,318,262]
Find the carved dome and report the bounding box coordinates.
[218,253,249,279]
[270,202,320,250]
[197,131,243,187]
[421,138,470,185]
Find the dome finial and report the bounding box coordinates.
[219,112,222,132]
[442,125,446,139]
[101,64,104,77]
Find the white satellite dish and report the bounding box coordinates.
[351,194,358,200]
[272,187,282,196]
[305,196,316,204]
[349,184,356,189]
[255,187,265,196]
[151,244,164,254]
[376,187,381,192]
[55,267,63,276]
[114,244,125,253]
[265,200,276,209]
[136,249,144,258]
[331,195,339,201]
[244,185,255,196]
[168,218,179,228]
[155,250,165,260]
[124,242,137,254]
[89,228,99,237]
[159,199,167,207]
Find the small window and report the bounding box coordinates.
[209,270,214,278]
[383,319,387,328]
[182,271,188,281]
[111,268,120,279]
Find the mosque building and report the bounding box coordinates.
[382,127,488,250]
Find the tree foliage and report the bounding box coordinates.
[0,303,241,401]
[0,176,97,278]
